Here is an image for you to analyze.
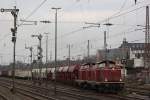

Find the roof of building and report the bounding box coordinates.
[120,42,144,50]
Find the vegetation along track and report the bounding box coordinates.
[0,77,146,100]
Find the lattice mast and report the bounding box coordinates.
[145,6,150,68]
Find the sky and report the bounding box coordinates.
[0,0,149,65]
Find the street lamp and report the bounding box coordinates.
[51,7,61,95]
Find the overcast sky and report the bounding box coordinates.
[0,0,149,65]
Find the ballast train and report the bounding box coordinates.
[0,60,125,92]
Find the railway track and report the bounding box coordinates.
[0,77,147,100]
[0,78,110,100]
[126,86,150,98]
[0,94,8,100]
[0,80,57,100]
[55,86,146,100]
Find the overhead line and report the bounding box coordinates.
[46,4,147,42]
[47,28,85,41]
[18,0,48,27]
[114,0,127,15]
[56,28,144,55]
[101,4,150,23]
[26,1,149,45]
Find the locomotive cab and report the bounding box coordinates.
[95,60,124,92]
[97,60,122,82]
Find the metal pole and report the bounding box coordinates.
[45,33,48,86]
[30,47,33,80]
[25,45,33,81]
[87,40,89,62]
[52,7,61,95]
[68,44,70,67]
[145,6,150,83]
[46,34,48,63]
[55,9,57,95]
[12,6,18,93]
[122,38,126,79]
[50,51,52,63]
[39,34,42,85]
[104,31,107,61]
[13,39,16,93]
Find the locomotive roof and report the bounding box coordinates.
[82,62,95,66]
[96,60,115,64]
[58,67,64,72]
[62,66,69,72]
[68,65,80,72]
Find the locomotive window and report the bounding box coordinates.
[98,63,115,68]
[98,63,105,68]
[109,64,115,67]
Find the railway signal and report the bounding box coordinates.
[121,59,127,64]
[31,34,43,85]
[0,6,19,93]
[25,44,33,81]
[44,33,50,87]
[135,0,137,5]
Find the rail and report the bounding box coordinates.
[0,77,147,100]
[0,80,58,100]
[0,94,8,100]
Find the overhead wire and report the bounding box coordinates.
[18,0,48,27]
[111,0,127,17]
[4,0,146,54]
[58,37,145,60]
[19,0,148,46]
[0,0,48,51]
[1,0,148,62]
[108,0,148,19]
[57,23,137,50]
[57,27,144,59]
[45,3,148,43]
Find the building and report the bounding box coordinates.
[96,38,145,68]
[120,38,144,68]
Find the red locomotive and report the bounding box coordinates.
[0,60,124,92]
[47,60,124,92]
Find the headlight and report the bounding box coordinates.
[120,78,122,81]
[105,78,108,82]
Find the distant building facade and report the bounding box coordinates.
[96,38,145,68]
